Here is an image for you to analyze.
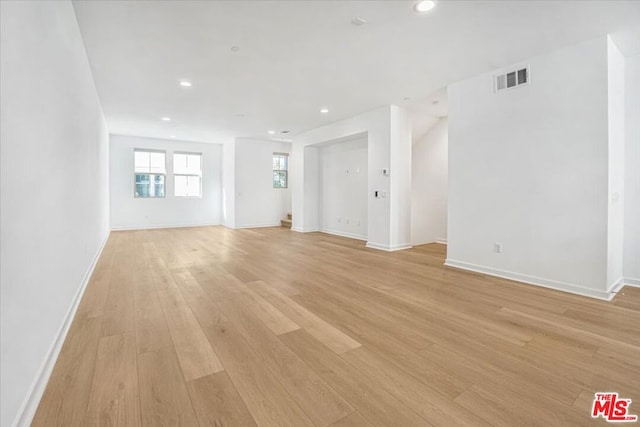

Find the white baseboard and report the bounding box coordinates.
[291,226,318,233]
[228,222,282,229]
[319,228,367,241]
[609,279,625,301]
[444,258,615,301]
[111,222,219,231]
[624,277,640,287]
[607,277,625,293]
[366,241,413,252]
[412,239,448,246]
[608,278,626,298]
[13,230,111,427]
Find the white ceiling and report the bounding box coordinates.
[72,1,640,144]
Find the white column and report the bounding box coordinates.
[389,105,413,250]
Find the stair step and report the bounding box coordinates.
[281,218,292,229]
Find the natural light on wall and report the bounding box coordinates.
[174,152,202,197]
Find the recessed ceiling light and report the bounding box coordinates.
[170,135,176,138]
[414,0,436,13]
[320,108,329,114]
[403,97,411,101]
[432,100,440,105]
[179,81,192,87]
[268,130,276,134]
[161,117,171,121]
[230,46,240,52]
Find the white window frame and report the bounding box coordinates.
[173,151,203,198]
[273,152,289,189]
[134,149,166,198]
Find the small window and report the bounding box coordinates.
[134,150,166,198]
[273,153,288,188]
[174,152,202,197]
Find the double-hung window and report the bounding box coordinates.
[174,152,202,197]
[134,150,166,198]
[273,153,288,188]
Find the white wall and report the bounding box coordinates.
[412,118,448,245]
[0,2,110,426]
[606,37,625,288]
[292,105,413,251]
[624,54,640,284]
[110,135,222,229]
[222,139,236,228]
[300,145,321,231]
[447,36,612,298]
[319,136,368,240]
[234,138,292,228]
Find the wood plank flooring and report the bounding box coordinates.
[33,226,640,426]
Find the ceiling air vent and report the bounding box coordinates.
[495,66,529,93]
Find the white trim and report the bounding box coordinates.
[444,258,616,301]
[111,222,219,231]
[228,222,282,229]
[411,240,433,246]
[624,277,640,288]
[411,239,447,246]
[389,243,413,251]
[607,277,625,293]
[319,228,367,241]
[291,226,318,233]
[608,279,627,296]
[366,241,413,252]
[13,230,111,427]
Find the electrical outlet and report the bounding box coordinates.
[494,242,502,254]
[357,220,361,226]
[337,217,342,223]
[346,218,350,224]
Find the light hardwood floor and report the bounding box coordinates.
[33,226,640,426]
